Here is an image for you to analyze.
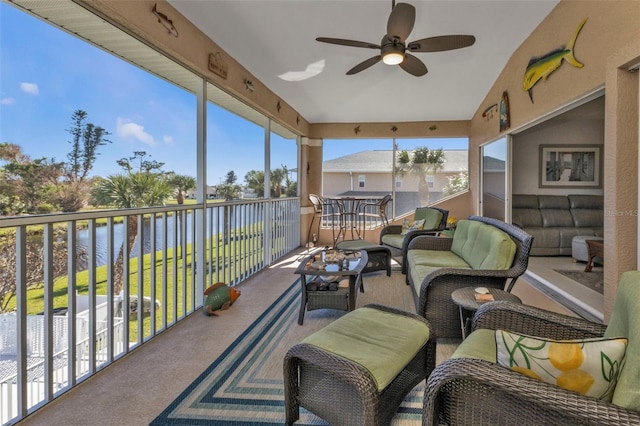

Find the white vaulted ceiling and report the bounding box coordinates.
[168,0,559,124]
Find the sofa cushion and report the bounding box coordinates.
[540,209,575,227]
[538,195,571,209]
[512,194,539,209]
[512,208,543,228]
[569,194,604,209]
[406,249,472,269]
[450,220,517,270]
[302,306,430,392]
[571,208,604,228]
[414,207,444,230]
[408,264,466,296]
[380,233,404,249]
[604,271,640,411]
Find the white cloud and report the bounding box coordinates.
[116,117,156,146]
[163,135,174,145]
[20,82,39,95]
[1,98,16,105]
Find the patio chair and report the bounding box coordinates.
[358,194,392,237]
[307,194,339,249]
[423,270,640,426]
[379,206,448,273]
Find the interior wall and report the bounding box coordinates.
[468,0,639,212]
[512,111,605,195]
[603,39,640,321]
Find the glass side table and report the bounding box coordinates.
[451,287,522,339]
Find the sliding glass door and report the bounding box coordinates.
[480,136,510,221]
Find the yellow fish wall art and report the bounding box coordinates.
[523,18,588,103]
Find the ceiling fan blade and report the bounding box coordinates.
[407,35,476,52]
[316,37,380,50]
[386,3,415,42]
[346,56,382,75]
[399,54,428,76]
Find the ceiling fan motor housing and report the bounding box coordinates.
[381,36,405,64]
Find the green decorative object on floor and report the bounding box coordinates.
[203,282,241,316]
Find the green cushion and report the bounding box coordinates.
[451,220,517,270]
[451,328,497,362]
[302,306,430,391]
[406,249,471,269]
[381,233,405,249]
[414,207,444,230]
[605,271,640,410]
[335,240,383,251]
[408,263,470,296]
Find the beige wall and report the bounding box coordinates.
[603,39,640,321]
[468,0,639,320]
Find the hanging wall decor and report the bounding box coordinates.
[152,3,179,37]
[522,18,587,103]
[482,104,498,121]
[499,92,510,132]
[208,53,228,79]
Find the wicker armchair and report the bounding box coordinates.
[424,278,640,426]
[407,216,533,339]
[380,206,448,274]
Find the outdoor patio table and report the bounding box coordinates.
[294,248,368,325]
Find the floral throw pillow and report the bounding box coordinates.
[401,219,426,236]
[495,330,627,401]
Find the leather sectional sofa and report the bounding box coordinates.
[511,194,603,256]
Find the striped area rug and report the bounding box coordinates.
[150,271,423,425]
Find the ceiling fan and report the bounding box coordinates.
[316,1,475,76]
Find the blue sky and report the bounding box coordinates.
[1,3,468,186]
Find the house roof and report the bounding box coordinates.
[323,149,468,173]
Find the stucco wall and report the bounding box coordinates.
[467,0,639,321]
[469,0,639,211]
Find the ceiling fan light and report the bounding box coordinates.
[383,52,404,65]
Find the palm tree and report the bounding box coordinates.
[167,173,196,204]
[91,172,173,294]
[396,147,446,206]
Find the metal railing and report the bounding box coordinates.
[0,197,300,425]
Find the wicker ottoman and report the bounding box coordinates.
[335,240,392,277]
[284,304,434,426]
[572,235,604,263]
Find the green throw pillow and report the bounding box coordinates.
[401,218,425,236]
[495,330,627,401]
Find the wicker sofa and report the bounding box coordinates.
[511,194,603,256]
[405,216,533,339]
[423,271,640,425]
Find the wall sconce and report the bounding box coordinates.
[244,79,254,92]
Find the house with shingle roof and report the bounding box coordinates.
[322,149,468,216]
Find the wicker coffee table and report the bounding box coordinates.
[295,249,368,325]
